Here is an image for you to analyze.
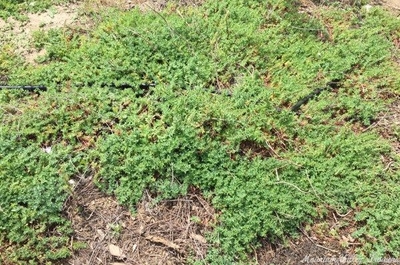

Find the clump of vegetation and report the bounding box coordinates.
[1,0,400,263]
[0,0,70,19]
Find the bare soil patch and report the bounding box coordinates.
[0,4,80,64]
[373,100,400,153]
[62,178,216,265]
[381,0,400,13]
[256,209,360,265]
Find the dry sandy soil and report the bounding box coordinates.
[384,0,400,10]
[1,0,399,264]
[0,3,80,63]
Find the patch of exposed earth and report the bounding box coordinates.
[0,4,80,64]
[381,0,400,12]
[62,177,215,265]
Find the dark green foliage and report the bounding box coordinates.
[0,138,72,264]
[1,0,400,263]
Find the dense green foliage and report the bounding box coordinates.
[0,140,72,263]
[1,0,400,263]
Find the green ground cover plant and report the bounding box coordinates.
[0,0,70,19]
[1,0,400,263]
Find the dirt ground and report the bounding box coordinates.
[1,0,399,264]
[62,177,215,265]
[0,4,80,64]
[382,0,400,10]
